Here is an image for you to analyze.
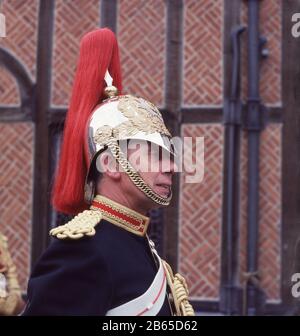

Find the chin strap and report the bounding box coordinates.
[162,260,195,316]
[107,139,172,206]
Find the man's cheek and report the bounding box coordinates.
[140,173,154,187]
[140,160,149,172]
[149,157,160,173]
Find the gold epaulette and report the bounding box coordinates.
[50,209,102,240]
[0,233,8,246]
[162,260,195,316]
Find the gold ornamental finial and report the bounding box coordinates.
[104,69,118,98]
[104,85,118,98]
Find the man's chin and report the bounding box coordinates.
[137,186,172,209]
[152,187,172,204]
[155,189,171,199]
[158,192,171,199]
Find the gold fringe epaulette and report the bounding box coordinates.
[162,260,195,316]
[50,210,102,240]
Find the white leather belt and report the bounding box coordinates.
[106,251,167,316]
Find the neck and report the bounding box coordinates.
[97,180,153,215]
[91,195,150,236]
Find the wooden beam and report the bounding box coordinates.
[48,107,67,125]
[0,47,34,119]
[164,0,183,270]
[219,0,243,315]
[268,106,283,123]
[181,107,223,124]
[180,106,282,124]
[31,0,55,267]
[100,0,118,33]
[281,0,300,313]
[0,106,32,122]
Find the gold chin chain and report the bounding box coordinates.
[107,139,172,206]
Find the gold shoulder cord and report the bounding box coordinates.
[162,260,195,316]
[0,234,24,315]
[50,208,195,316]
[50,210,102,239]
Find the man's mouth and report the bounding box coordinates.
[155,184,171,195]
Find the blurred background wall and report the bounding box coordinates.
[0,0,299,315]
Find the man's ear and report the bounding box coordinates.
[97,152,121,180]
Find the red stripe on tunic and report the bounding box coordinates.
[92,201,144,232]
[136,272,167,316]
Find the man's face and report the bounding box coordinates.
[97,139,177,211]
[121,139,176,206]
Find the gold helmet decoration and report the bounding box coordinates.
[84,70,174,207]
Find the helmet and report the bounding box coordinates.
[84,74,174,207]
[52,29,173,215]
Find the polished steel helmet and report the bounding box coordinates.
[84,71,174,206]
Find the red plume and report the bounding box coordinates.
[52,28,122,215]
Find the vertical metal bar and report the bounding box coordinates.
[164,0,183,269]
[31,0,55,267]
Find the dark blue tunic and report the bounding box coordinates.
[23,219,172,316]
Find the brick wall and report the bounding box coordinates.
[240,125,282,301]
[52,0,100,106]
[183,0,223,106]
[0,123,34,291]
[0,0,283,303]
[239,0,282,301]
[179,124,223,299]
[118,0,166,107]
[0,0,38,291]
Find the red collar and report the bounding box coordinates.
[91,195,150,236]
